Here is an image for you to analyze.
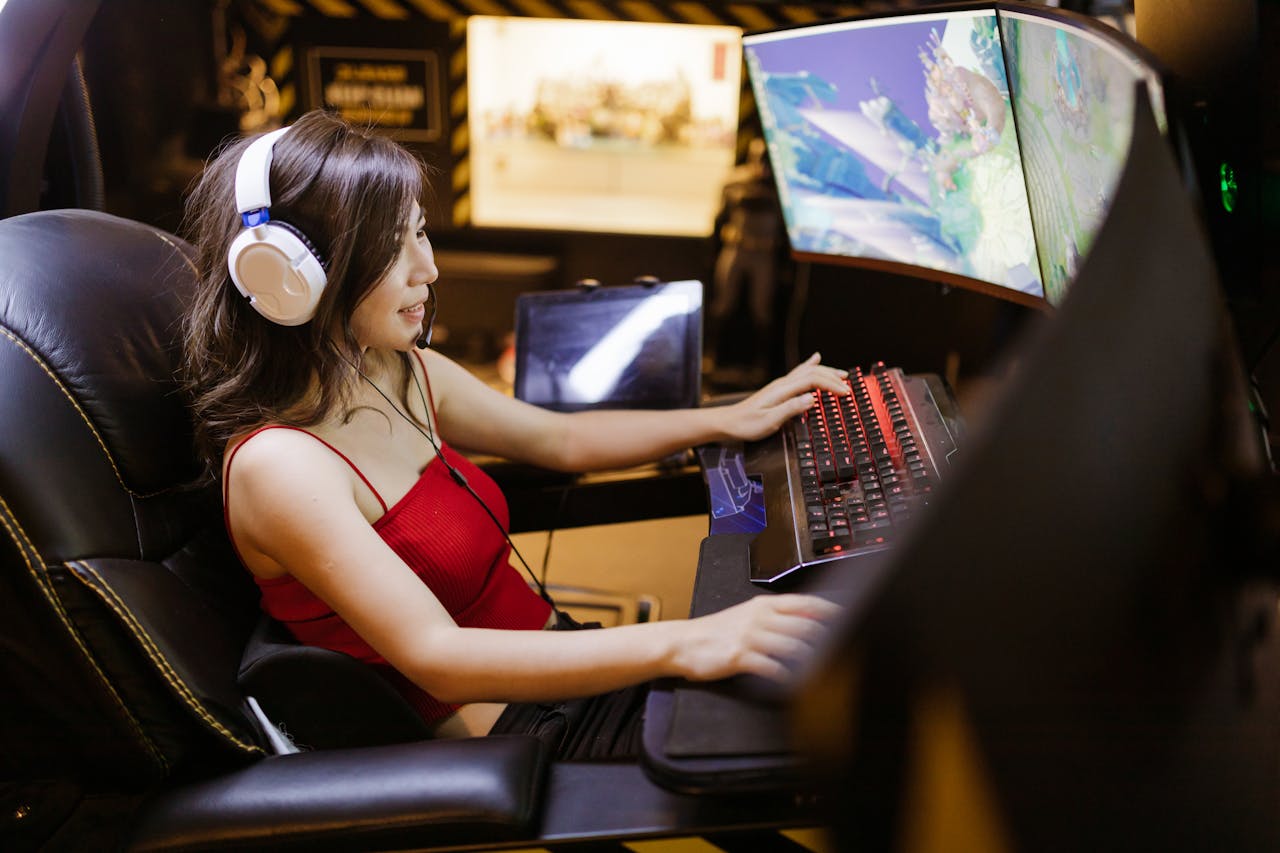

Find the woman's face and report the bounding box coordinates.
[349,203,438,351]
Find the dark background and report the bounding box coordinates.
[35,0,1280,426]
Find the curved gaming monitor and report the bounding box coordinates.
[795,88,1277,851]
[1000,4,1167,304]
[743,2,1168,308]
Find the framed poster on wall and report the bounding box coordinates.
[290,15,452,217]
[305,46,442,143]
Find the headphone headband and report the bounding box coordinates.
[235,126,291,217]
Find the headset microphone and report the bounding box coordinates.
[416,281,438,349]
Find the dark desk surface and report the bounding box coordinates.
[639,532,898,795]
[640,534,805,795]
[640,373,962,794]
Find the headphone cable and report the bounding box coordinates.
[355,358,559,610]
[540,486,572,594]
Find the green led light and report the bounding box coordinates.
[1220,162,1238,214]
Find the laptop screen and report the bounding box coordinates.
[513,280,703,412]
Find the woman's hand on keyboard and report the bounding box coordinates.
[720,353,849,442]
[671,593,842,684]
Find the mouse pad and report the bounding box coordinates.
[663,535,793,757]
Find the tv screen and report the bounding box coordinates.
[743,9,1046,306]
[467,16,742,237]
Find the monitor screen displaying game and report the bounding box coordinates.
[743,4,1169,308]
[467,16,742,237]
[744,9,1046,307]
[513,280,704,412]
[1000,6,1166,304]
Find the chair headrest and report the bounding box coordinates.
[0,209,211,561]
[0,209,199,488]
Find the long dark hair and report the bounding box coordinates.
[181,109,432,478]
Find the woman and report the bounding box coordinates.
[182,109,846,760]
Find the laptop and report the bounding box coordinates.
[513,280,704,413]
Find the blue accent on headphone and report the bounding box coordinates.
[241,208,271,228]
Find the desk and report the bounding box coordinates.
[640,374,963,794]
[640,533,807,794]
[638,531,898,796]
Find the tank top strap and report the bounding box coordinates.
[224,424,389,514]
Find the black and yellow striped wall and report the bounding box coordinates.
[242,0,909,228]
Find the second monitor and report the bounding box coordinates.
[512,280,704,413]
[743,2,1167,308]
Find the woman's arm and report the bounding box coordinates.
[426,350,850,472]
[227,430,839,705]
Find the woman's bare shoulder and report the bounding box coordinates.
[224,426,351,493]
[224,425,373,543]
[224,425,392,579]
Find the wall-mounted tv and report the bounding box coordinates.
[467,16,742,237]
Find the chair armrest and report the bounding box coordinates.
[126,735,551,852]
[239,620,434,750]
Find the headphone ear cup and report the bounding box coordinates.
[227,220,328,326]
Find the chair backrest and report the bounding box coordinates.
[0,0,103,217]
[0,209,268,791]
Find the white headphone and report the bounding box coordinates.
[226,126,328,326]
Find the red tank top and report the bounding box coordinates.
[224,365,553,725]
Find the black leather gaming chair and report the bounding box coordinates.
[0,209,812,851]
[0,208,559,850]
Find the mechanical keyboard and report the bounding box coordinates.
[700,363,961,584]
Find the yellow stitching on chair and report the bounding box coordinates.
[0,494,54,597]
[72,560,264,755]
[0,326,168,500]
[0,497,169,770]
[0,230,203,768]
